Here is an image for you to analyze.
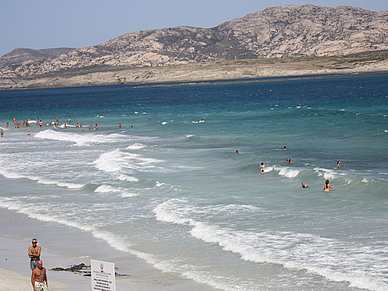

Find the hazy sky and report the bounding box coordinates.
[1,0,387,56]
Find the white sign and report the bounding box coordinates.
[91,259,116,291]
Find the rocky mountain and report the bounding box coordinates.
[1,4,388,87]
[0,47,76,69]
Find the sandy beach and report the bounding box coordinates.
[0,234,92,290]
[0,233,198,291]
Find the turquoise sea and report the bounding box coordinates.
[0,73,387,290]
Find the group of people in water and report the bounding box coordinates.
[5,117,341,193]
[2,116,135,137]
[237,145,340,192]
[1,117,102,136]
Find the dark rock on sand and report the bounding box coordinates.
[50,263,130,277]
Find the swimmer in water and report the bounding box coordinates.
[259,163,269,173]
[301,182,308,188]
[323,180,333,192]
[236,150,239,154]
[337,161,341,168]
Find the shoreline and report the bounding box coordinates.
[0,171,216,291]
[0,234,162,291]
[0,211,215,291]
[0,234,90,290]
[1,56,387,90]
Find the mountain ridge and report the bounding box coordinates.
[1,4,388,89]
[0,48,76,69]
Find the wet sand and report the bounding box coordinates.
[0,235,91,290]
[0,234,158,291]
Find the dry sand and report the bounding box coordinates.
[0,234,190,291]
[0,235,90,291]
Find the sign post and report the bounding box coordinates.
[91,259,116,291]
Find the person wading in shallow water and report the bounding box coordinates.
[259,163,269,173]
[323,180,333,192]
[301,182,309,188]
[31,260,48,291]
[28,238,41,270]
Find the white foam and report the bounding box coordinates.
[37,178,85,189]
[0,197,93,232]
[154,199,192,225]
[93,149,125,172]
[126,143,146,150]
[314,167,337,180]
[120,192,139,198]
[117,174,139,182]
[128,247,238,291]
[155,181,166,187]
[35,129,123,146]
[58,124,75,128]
[91,229,132,253]
[95,185,121,193]
[0,169,25,180]
[273,166,300,178]
[154,200,261,226]
[95,185,139,198]
[190,223,387,291]
[154,199,387,291]
[0,197,136,257]
[0,169,84,189]
[93,148,164,174]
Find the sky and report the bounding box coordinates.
[1,0,387,56]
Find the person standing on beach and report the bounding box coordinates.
[28,238,41,270]
[31,260,48,291]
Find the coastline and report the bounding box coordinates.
[1,56,387,90]
[0,230,214,291]
[0,234,158,291]
[0,234,90,290]
[0,171,216,291]
[0,74,387,290]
